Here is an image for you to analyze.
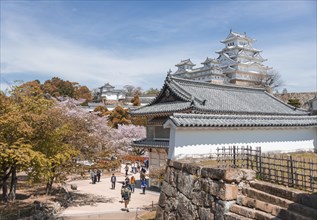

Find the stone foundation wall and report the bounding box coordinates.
[155,160,256,220]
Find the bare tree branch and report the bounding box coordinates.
[254,70,283,90]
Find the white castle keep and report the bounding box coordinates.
[173,30,272,87]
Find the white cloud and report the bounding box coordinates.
[1,21,192,90]
[1,1,316,92]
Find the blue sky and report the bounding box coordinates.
[1,0,316,92]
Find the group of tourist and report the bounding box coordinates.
[89,169,102,184]
[125,160,149,175]
[89,161,149,212]
[119,162,149,212]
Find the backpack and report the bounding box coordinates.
[123,188,130,200]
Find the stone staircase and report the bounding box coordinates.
[225,180,317,220]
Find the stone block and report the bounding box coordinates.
[165,197,178,212]
[192,178,202,191]
[177,172,193,199]
[162,182,177,197]
[201,167,243,182]
[198,207,214,220]
[209,180,222,197]
[158,192,166,208]
[183,163,202,175]
[215,200,236,219]
[224,169,244,183]
[164,167,170,182]
[172,161,183,170]
[240,169,256,181]
[192,190,206,206]
[170,169,178,187]
[209,181,238,201]
[201,167,223,179]
[204,193,215,208]
[222,184,238,201]
[177,194,198,220]
[201,178,210,192]
[164,212,176,220]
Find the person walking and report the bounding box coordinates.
[136,161,140,173]
[141,178,147,194]
[121,183,132,212]
[96,169,101,182]
[124,164,129,176]
[130,176,135,193]
[93,170,97,184]
[111,173,116,189]
[90,169,95,184]
[140,170,145,181]
[125,176,130,185]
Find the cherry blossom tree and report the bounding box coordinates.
[110,124,146,155]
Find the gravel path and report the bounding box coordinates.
[57,166,160,220]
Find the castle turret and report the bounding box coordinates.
[216,30,271,86]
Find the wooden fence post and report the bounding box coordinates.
[250,146,253,170]
[288,155,294,187]
[216,147,219,168]
[233,146,237,168]
[311,159,315,192]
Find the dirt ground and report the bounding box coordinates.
[0,165,159,220]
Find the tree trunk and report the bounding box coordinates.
[1,168,11,202]
[45,177,54,195]
[8,165,17,201]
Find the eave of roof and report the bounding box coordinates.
[131,139,169,149]
[130,101,193,116]
[164,113,317,128]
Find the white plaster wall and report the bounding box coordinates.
[105,94,118,100]
[169,127,317,159]
[118,94,125,100]
[168,128,176,159]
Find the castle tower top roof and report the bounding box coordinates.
[220,30,256,43]
[175,59,196,67]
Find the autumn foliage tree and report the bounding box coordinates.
[0,82,114,199]
[108,106,131,128]
[131,95,141,106]
[41,77,91,101]
[94,105,110,117]
[1,79,147,200]
[0,86,52,201]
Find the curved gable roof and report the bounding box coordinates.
[131,76,309,116]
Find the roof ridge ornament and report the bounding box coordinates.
[166,69,172,82]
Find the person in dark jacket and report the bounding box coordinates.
[111,173,116,189]
[141,178,147,194]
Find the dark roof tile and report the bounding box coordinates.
[131,76,309,116]
[165,113,317,128]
